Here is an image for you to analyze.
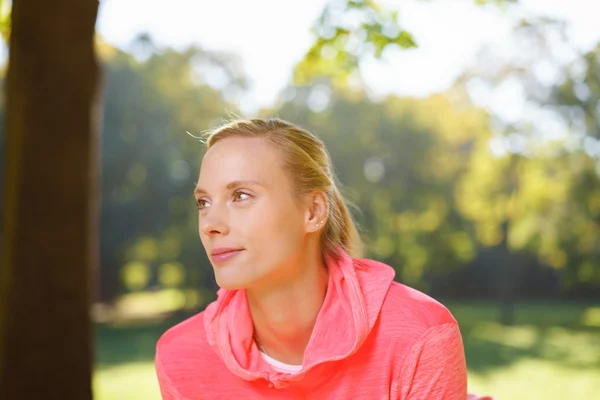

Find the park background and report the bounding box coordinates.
[0,0,599,399]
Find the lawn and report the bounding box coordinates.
[93,301,600,399]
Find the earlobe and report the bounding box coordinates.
[309,219,326,233]
[307,214,324,232]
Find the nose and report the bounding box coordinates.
[199,204,230,237]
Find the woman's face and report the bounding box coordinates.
[194,136,310,291]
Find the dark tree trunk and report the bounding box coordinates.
[497,155,521,326]
[498,220,515,326]
[0,0,100,399]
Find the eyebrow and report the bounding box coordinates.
[193,180,265,196]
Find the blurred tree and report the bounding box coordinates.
[454,15,600,319]
[0,0,99,399]
[292,4,599,321]
[269,84,490,291]
[97,37,244,306]
[550,42,600,291]
[552,42,600,140]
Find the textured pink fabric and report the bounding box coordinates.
[155,250,468,399]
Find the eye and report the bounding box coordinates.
[195,198,210,210]
[233,190,251,202]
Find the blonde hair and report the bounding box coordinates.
[203,118,363,259]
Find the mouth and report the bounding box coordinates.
[210,248,244,264]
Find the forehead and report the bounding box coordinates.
[198,136,285,187]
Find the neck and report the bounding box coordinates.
[246,245,329,365]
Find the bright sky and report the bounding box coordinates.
[96,0,599,115]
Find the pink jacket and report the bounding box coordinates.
[155,250,468,399]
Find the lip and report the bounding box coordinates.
[210,248,244,263]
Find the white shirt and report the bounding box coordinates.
[260,351,303,374]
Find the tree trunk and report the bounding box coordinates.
[0,0,100,399]
[498,220,515,325]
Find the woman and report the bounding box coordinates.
[155,118,469,399]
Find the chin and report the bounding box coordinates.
[214,269,253,291]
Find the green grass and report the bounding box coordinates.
[449,301,600,399]
[94,319,171,400]
[93,301,600,400]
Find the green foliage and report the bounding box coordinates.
[545,37,600,288]
[271,87,494,288]
[0,0,11,44]
[295,0,518,87]
[98,37,242,299]
[456,148,600,287]
[453,16,600,289]
[269,75,600,290]
[553,43,600,139]
[294,0,416,87]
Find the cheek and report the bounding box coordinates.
[243,202,304,249]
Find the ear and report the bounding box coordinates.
[304,191,330,233]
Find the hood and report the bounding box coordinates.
[203,248,396,389]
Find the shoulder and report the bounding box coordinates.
[378,281,459,337]
[155,311,231,398]
[157,310,209,353]
[367,281,464,379]
[155,310,219,377]
[382,285,468,398]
